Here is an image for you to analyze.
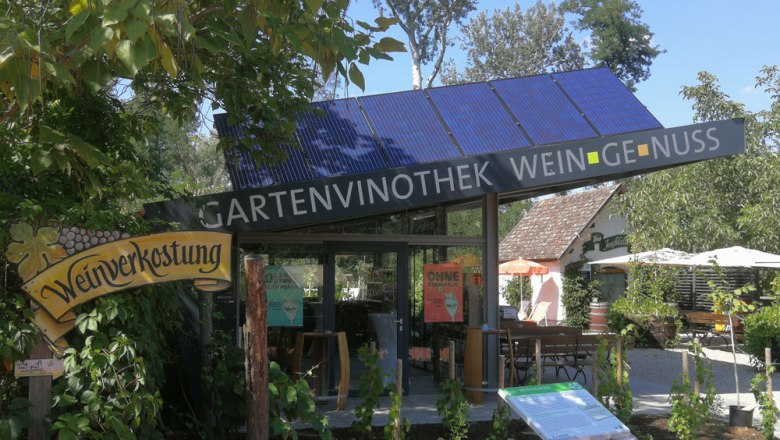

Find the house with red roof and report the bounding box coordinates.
[499,185,630,324]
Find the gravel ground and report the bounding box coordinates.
[627,340,780,436]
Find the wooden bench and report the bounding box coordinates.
[684,311,744,345]
[509,334,619,385]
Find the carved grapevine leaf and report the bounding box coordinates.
[5,223,67,282]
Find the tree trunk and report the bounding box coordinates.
[244,255,269,440]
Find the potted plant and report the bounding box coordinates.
[706,266,757,427]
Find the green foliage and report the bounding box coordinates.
[705,265,756,407]
[561,261,602,328]
[744,304,780,365]
[0,398,32,440]
[373,0,476,88]
[487,402,512,440]
[625,263,680,304]
[383,383,411,440]
[561,0,663,90]
[441,1,584,85]
[595,337,632,422]
[352,344,385,439]
[200,332,247,439]
[51,289,178,439]
[268,361,332,440]
[668,342,718,440]
[436,378,470,440]
[619,66,780,254]
[751,364,779,440]
[608,297,680,347]
[502,276,532,309]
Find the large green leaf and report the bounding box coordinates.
[115,40,137,74]
[348,63,365,91]
[65,10,90,43]
[124,18,147,41]
[68,133,109,167]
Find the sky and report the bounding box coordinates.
[340,0,780,128]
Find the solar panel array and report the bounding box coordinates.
[217,68,663,190]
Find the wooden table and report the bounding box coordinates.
[291,331,350,410]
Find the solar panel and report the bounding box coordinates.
[552,68,663,135]
[358,91,461,167]
[426,83,531,155]
[297,99,388,177]
[214,115,275,189]
[268,144,312,184]
[491,75,597,145]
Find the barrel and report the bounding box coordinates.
[589,302,610,334]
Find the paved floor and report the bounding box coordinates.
[296,337,780,437]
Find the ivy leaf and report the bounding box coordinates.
[348,63,365,91]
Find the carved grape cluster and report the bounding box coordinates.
[57,226,130,255]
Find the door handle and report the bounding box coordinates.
[396,318,403,331]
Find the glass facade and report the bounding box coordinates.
[237,199,487,394]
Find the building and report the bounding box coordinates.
[499,185,630,324]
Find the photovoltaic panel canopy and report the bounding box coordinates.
[215,67,663,191]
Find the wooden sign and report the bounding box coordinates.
[15,358,64,379]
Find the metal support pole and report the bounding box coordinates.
[483,193,499,388]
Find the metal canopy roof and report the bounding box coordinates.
[215,67,663,191]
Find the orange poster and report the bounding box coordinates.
[424,263,463,323]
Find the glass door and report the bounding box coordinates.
[324,242,409,393]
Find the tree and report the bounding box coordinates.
[561,0,663,90]
[618,66,780,253]
[0,1,403,437]
[443,0,660,90]
[372,0,476,89]
[441,1,584,84]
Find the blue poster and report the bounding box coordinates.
[266,266,304,327]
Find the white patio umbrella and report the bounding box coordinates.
[688,246,780,268]
[589,248,696,268]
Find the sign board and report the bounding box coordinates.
[266,266,303,327]
[423,263,463,323]
[15,358,64,379]
[499,382,635,440]
[144,120,745,232]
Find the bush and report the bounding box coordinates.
[608,297,680,348]
[744,303,780,365]
[561,261,601,328]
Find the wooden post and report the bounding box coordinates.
[449,340,456,401]
[592,341,600,394]
[693,338,700,396]
[28,334,53,440]
[498,354,505,390]
[244,255,268,440]
[681,350,690,403]
[766,348,773,402]
[395,359,403,440]
[616,338,623,387]
[535,338,542,385]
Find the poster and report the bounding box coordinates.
[499,382,635,440]
[423,263,463,323]
[266,266,304,327]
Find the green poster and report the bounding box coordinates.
[266,266,304,327]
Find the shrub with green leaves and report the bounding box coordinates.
[561,260,602,328]
[744,303,780,365]
[352,344,384,439]
[595,337,632,423]
[668,342,718,440]
[751,363,779,440]
[436,378,470,440]
[384,383,410,440]
[269,360,332,439]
